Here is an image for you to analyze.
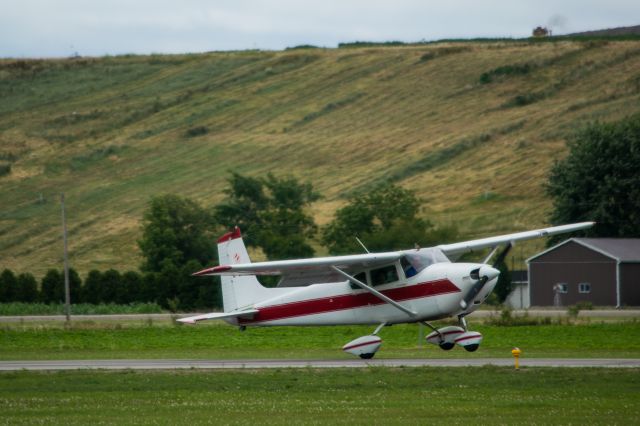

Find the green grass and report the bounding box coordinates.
[1,321,639,360]
[1,368,638,424]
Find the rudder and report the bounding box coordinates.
[217,227,273,312]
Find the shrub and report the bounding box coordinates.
[486,307,553,326]
[502,91,545,108]
[480,63,533,84]
[0,163,11,177]
[185,126,208,137]
[567,301,594,318]
[419,52,436,62]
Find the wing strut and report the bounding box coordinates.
[330,266,417,317]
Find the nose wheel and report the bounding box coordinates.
[423,319,483,352]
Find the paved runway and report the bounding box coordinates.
[1,358,639,371]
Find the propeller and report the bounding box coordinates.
[459,243,512,309]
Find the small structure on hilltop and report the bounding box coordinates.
[527,238,640,307]
[532,26,550,37]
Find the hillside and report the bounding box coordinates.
[566,25,640,37]
[1,39,640,277]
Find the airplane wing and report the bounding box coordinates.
[192,252,402,277]
[192,222,593,279]
[436,222,594,257]
[177,309,259,324]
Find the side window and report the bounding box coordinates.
[370,265,399,287]
[579,283,591,294]
[554,283,568,293]
[350,272,368,290]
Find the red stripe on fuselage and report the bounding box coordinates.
[343,339,382,351]
[240,279,460,324]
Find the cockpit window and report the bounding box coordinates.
[400,257,417,278]
[370,265,399,287]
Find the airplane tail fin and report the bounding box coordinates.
[216,227,273,313]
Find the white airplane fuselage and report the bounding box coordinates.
[228,262,497,327]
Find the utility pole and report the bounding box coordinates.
[61,193,71,322]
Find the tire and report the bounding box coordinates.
[464,344,479,352]
[359,353,375,359]
[439,342,455,351]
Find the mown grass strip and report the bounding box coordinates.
[0,367,638,424]
[1,322,639,360]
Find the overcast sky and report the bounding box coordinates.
[1,0,639,58]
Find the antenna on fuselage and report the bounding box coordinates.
[355,236,370,253]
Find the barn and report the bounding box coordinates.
[527,238,640,307]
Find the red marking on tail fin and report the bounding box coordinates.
[217,226,242,243]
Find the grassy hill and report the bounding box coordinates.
[1,39,640,277]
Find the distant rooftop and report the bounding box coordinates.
[527,238,640,263]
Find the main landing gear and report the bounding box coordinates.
[424,315,483,352]
[342,323,386,359]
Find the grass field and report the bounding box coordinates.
[2,321,639,360]
[2,40,640,277]
[1,367,638,424]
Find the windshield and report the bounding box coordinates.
[401,248,450,275]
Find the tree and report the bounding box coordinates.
[140,272,159,304]
[155,260,181,310]
[215,173,320,259]
[139,194,217,272]
[0,269,17,302]
[322,184,455,254]
[40,269,63,303]
[100,269,122,304]
[40,268,81,304]
[121,271,143,303]
[82,270,102,304]
[176,260,205,310]
[547,115,640,240]
[15,273,38,303]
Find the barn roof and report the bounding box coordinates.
[528,238,640,263]
[576,238,640,262]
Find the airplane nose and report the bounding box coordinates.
[479,265,500,281]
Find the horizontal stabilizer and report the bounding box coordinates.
[177,309,259,324]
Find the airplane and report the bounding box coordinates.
[178,221,594,359]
